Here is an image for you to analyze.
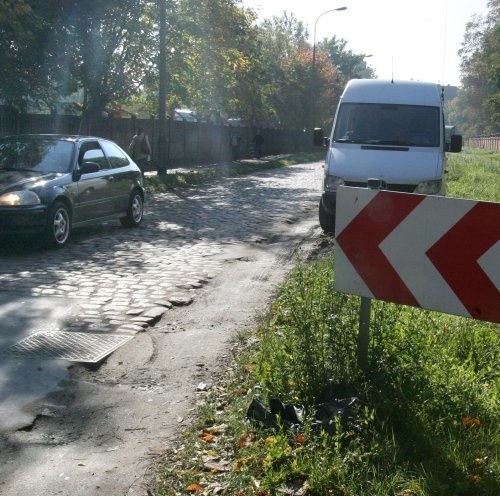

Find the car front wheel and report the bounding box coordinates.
[120,190,144,227]
[46,201,71,248]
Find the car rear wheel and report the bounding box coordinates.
[120,190,144,227]
[46,201,71,248]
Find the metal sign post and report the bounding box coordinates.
[358,296,371,371]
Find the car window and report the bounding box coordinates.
[100,140,130,169]
[0,139,74,173]
[78,142,109,169]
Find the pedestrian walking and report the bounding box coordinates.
[129,127,151,175]
[230,133,241,161]
[252,130,264,159]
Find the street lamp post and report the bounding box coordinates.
[309,6,347,131]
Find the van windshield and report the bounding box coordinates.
[333,103,440,147]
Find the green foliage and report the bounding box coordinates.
[2,0,375,132]
[316,36,376,130]
[0,0,156,114]
[446,148,500,201]
[256,252,360,405]
[0,0,70,111]
[67,0,157,117]
[456,0,500,135]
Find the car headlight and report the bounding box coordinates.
[415,179,442,195]
[324,175,345,192]
[0,191,41,206]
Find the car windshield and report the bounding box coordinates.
[0,138,75,173]
[333,103,440,147]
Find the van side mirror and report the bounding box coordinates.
[314,128,326,147]
[449,134,462,153]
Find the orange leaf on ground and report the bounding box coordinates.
[244,363,255,373]
[461,416,481,428]
[468,474,481,484]
[236,434,255,447]
[186,483,203,492]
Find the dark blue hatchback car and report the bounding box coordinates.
[0,135,145,248]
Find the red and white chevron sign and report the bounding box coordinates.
[334,187,500,323]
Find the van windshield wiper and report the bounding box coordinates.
[335,138,364,143]
[370,140,411,146]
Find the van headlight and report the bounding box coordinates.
[415,179,442,195]
[324,175,345,192]
[0,191,41,206]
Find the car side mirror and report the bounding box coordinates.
[449,134,462,153]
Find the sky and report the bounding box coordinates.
[241,0,490,87]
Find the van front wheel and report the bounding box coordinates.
[319,200,335,235]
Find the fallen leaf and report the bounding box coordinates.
[202,455,232,472]
[236,434,255,447]
[201,433,215,442]
[205,424,226,435]
[186,483,203,492]
[461,416,481,428]
[244,363,255,373]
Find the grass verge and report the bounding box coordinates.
[152,148,499,496]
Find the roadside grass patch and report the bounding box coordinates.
[153,148,499,495]
[446,147,500,201]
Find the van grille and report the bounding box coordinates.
[345,181,416,193]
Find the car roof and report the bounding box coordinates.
[0,134,105,143]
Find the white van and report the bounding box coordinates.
[314,79,462,233]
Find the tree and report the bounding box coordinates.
[0,0,156,121]
[0,0,72,111]
[170,0,256,120]
[319,36,376,84]
[458,0,500,135]
[63,0,156,125]
[256,12,311,129]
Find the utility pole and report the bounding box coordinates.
[157,0,167,174]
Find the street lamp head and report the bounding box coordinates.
[335,7,348,11]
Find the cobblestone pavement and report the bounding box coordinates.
[0,163,323,340]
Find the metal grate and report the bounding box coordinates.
[4,331,134,363]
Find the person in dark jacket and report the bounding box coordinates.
[129,127,151,175]
[252,130,264,159]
